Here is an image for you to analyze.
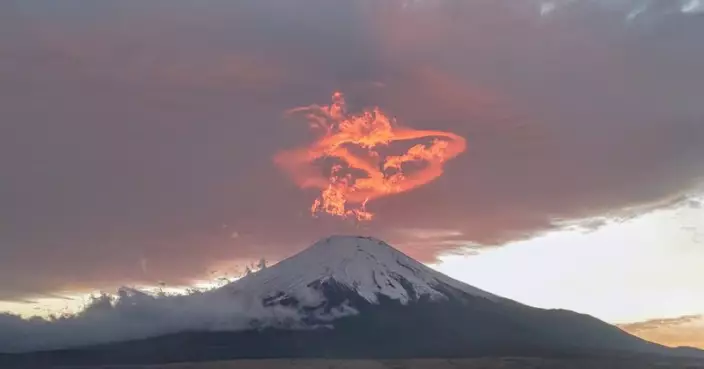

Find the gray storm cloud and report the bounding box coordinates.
[1,0,703,300]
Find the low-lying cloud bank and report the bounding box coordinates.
[0,286,319,353]
[620,315,704,349]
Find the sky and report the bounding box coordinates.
[1,0,704,350]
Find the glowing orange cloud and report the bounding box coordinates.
[274,92,466,221]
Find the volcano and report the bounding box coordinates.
[4,236,702,366]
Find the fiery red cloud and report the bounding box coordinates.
[274,92,467,221]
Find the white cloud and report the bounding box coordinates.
[682,0,703,13]
[540,2,558,16]
[0,286,323,353]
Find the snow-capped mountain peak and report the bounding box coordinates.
[219,235,499,311]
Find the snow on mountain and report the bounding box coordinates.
[215,236,501,313]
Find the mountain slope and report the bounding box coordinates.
[2,235,702,367]
[210,235,500,316]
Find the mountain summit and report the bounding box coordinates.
[4,236,702,366]
[215,235,499,316]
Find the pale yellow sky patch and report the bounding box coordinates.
[431,200,704,324]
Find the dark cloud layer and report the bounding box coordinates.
[2,0,704,299]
